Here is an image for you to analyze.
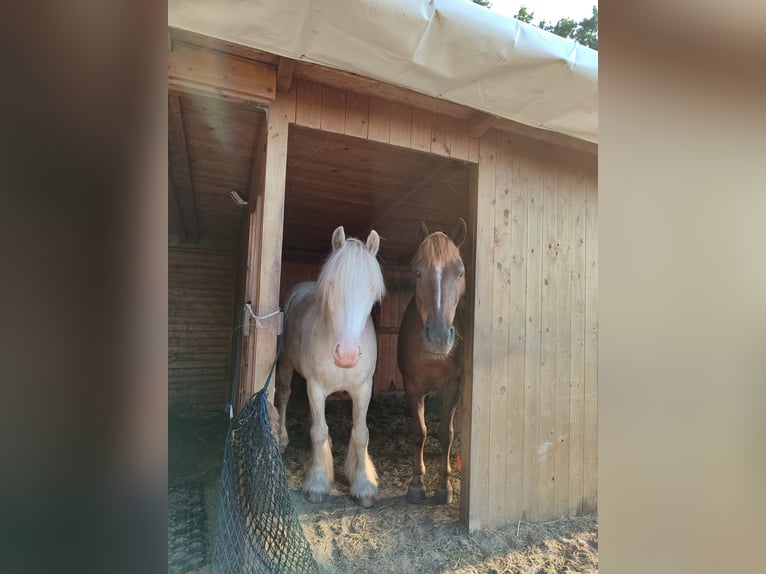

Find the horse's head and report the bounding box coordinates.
[318,226,386,368]
[411,219,467,357]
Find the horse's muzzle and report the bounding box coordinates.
[333,343,361,368]
[423,324,455,355]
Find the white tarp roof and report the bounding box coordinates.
[169,0,598,144]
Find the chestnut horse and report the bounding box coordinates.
[398,218,467,504]
[276,226,386,508]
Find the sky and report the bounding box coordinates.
[488,0,597,25]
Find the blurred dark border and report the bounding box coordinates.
[0,2,167,573]
[0,2,764,573]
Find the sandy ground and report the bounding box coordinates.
[169,392,597,573]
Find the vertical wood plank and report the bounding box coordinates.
[465,136,496,531]
[396,272,408,390]
[582,170,598,514]
[468,137,480,163]
[537,149,558,521]
[344,92,370,139]
[460,166,478,528]
[320,85,346,134]
[387,277,398,391]
[553,159,573,518]
[245,94,291,405]
[295,78,322,129]
[450,117,470,161]
[506,138,528,522]
[389,102,412,148]
[568,169,587,516]
[368,97,391,144]
[488,132,511,525]
[431,113,452,157]
[410,108,433,152]
[522,145,544,521]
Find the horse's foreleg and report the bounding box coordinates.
[275,359,294,452]
[405,382,427,504]
[344,380,378,508]
[435,381,461,505]
[303,380,333,503]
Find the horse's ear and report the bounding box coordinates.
[365,230,380,256]
[332,226,346,250]
[451,218,467,248]
[416,219,429,242]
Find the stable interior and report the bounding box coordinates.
[169,94,473,409]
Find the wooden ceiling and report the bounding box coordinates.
[168,95,471,265]
[284,125,471,266]
[167,27,473,265]
[168,93,265,246]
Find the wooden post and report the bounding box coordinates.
[462,131,498,531]
[238,90,295,409]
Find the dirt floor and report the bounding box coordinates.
[169,390,598,574]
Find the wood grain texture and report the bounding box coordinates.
[410,108,433,152]
[506,139,528,523]
[368,97,392,144]
[243,93,292,406]
[295,78,322,129]
[568,170,587,517]
[537,147,558,521]
[320,85,346,134]
[344,92,370,139]
[168,44,276,103]
[389,102,412,148]
[465,132,497,531]
[583,170,598,514]
[169,248,236,410]
[488,132,511,526]
[522,144,543,521]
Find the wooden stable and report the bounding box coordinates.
[168,28,597,530]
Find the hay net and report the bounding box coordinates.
[211,354,318,574]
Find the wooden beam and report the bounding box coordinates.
[168,173,187,243]
[168,44,276,104]
[468,112,499,138]
[238,90,295,409]
[276,57,297,93]
[243,111,268,212]
[373,159,451,226]
[168,95,200,242]
[495,117,597,155]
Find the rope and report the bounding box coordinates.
[226,304,282,420]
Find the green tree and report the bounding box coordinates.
[514,5,535,24]
[471,0,492,8]
[520,5,599,51]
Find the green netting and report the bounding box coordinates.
[211,358,318,574]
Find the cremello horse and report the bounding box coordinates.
[276,226,385,508]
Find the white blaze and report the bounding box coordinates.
[434,265,443,311]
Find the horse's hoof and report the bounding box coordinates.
[434,487,453,505]
[304,490,329,504]
[354,495,376,509]
[406,486,426,504]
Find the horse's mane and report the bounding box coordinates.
[317,238,385,313]
[411,232,462,268]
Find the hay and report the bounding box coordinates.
[280,394,598,573]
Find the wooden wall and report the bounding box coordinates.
[169,247,237,410]
[462,132,598,530]
[290,79,479,163]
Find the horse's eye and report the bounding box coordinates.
[458,272,464,279]
[415,270,422,278]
